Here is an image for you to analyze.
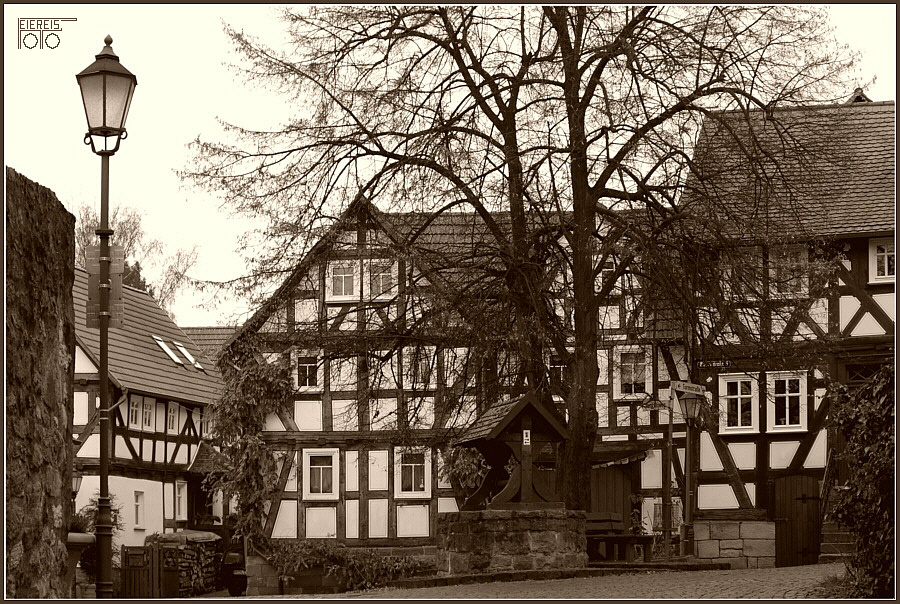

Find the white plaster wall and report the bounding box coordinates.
[295,400,323,431]
[368,450,389,491]
[332,399,358,431]
[306,506,336,538]
[368,499,388,538]
[345,451,359,491]
[839,297,861,331]
[641,449,662,489]
[73,391,90,425]
[345,500,359,538]
[397,504,429,537]
[852,312,886,337]
[699,432,724,471]
[272,500,298,538]
[770,441,800,469]
[74,345,97,373]
[873,293,895,321]
[438,497,459,513]
[698,484,738,509]
[263,412,285,432]
[805,431,827,468]
[75,475,166,547]
[727,443,756,470]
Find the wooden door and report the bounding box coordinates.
[591,466,633,529]
[121,545,152,598]
[774,475,821,566]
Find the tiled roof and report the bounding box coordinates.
[685,100,895,238]
[182,326,238,360]
[455,393,568,447]
[187,441,230,474]
[73,268,223,406]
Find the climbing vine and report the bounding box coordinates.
[830,362,894,598]
[206,335,292,546]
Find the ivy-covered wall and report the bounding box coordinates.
[5,167,76,597]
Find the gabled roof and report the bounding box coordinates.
[684,99,895,239]
[181,326,238,360]
[73,268,223,406]
[455,393,569,447]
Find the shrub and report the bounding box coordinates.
[262,539,432,592]
[74,492,124,580]
[831,362,894,598]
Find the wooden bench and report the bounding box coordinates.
[585,512,654,563]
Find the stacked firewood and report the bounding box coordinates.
[175,539,221,596]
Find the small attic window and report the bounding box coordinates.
[153,336,184,366]
[174,341,204,371]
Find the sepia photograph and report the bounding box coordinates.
[4,4,895,600]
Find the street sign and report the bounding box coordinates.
[85,245,125,275]
[86,273,124,328]
[670,380,705,395]
[697,360,732,369]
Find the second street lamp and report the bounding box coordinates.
[76,34,136,599]
[675,391,702,557]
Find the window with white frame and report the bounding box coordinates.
[134,491,145,528]
[770,245,808,297]
[302,449,340,501]
[331,264,356,297]
[869,238,895,283]
[618,349,648,397]
[142,397,155,431]
[549,356,567,393]
[718,373,759,433]
[129,396,141,429]
[394,448,431,499]
[297,355,319,390]
[767,371,807,431]
[407,346,434,389]
[175,482,187,520]
[370,263,394,297]
[167,405,178,433]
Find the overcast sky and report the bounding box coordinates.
[4,4,896,327]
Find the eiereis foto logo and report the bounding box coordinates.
[18,18,77,49]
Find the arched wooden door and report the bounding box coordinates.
[774,475,821,566]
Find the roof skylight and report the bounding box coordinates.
[173,341,204,371]
[153,335,184,366]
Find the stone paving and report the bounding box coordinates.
[233,562,847,599]
[340,562,847,599]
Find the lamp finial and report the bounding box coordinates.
[105,34,113,45]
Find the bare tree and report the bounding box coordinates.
[186,6,855,510]
[74,203,199,318]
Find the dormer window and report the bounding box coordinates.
[153,336,183,366]
[869,238,895,283]
[173,341,204,371]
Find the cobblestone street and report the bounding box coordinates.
[335,563,847,599]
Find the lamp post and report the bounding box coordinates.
[76,35,136,599]
[675,392,702,557]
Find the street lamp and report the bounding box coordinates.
[76,35,136,599]
[675,392,702,556]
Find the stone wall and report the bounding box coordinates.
[436,509,588,575]
[5,167,76,597]
[694,520,776,569]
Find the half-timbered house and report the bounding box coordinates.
[72,267,223,546]
[670,94,895,564]
[220,94,892,560]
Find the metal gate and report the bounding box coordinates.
[121,542,181,598]
[774,475,821,566]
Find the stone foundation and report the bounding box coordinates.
[436,509,588,575]
[694,520,776,569]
